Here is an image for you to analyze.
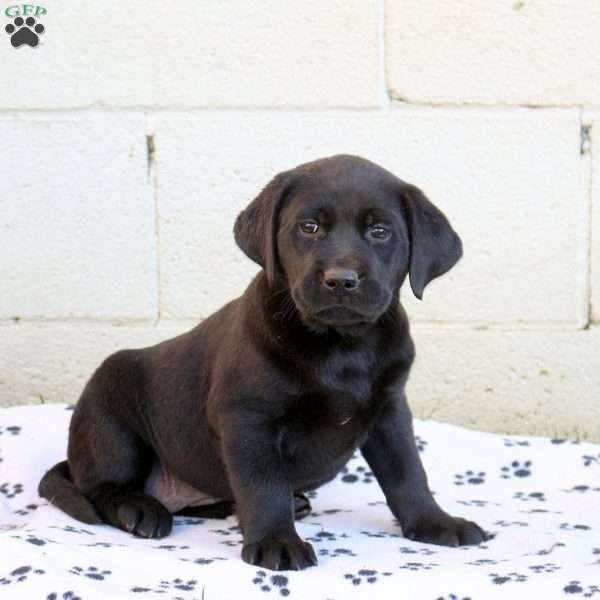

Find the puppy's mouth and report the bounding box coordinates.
[312,306,370,326]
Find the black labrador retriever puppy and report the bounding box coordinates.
[39,154,486,571]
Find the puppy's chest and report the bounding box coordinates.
[281,347,382,454]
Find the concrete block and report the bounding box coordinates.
[0,323,187,406]
[0,116,157,321]
[156,109,584,325]
[591,115,600,322]
[0,0,379,109]
[407,326,600,441]
[386,1,600,106]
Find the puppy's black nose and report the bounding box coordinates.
[322,268,360,292]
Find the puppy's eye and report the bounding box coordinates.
[370,225,390,240]
[300,221,319,234]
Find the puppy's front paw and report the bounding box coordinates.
[242,534,317,571]
[402,512,488,547]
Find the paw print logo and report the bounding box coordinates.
[69,566,112,581]
[513,491,546,502]
[500,460,532,479]
[0,482,24,498]
[252,571,290,596]
[343,569,392,586]
[340,464,374,484]
[563,580,600,596]
[5,17,45,48]
[454,470,486,485]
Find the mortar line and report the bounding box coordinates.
[145,111,161,325]
[582,108,595,326]
[0,104,592,117]
[377,0,390,111]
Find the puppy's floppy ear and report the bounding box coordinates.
[234,173,291,284]
[401,184,463,300]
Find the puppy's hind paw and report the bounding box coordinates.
[116,494,173,539]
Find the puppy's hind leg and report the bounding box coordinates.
[67,379,173,539]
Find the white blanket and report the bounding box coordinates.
[1,403,599,600]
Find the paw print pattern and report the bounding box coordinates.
[180,556,228,566]
[493,520,530,528]
[563,580,600,596]
[252,571,290,596]
[528,563,560,574]
[456,499,501,507]
[513,491,546,502]
[0,482,23,498]
[454,471,486,485]
[503,438,530,447]
[343,569,393,586]
[415,435,428,452]
[0,425,21,436]
[488,571,528,584]
[398,562,439,572]
[306,529,348,544]
[69,566,111,581]
[5,17,44,48]
[0,565,45,585]
[583,454,600,467]
[435,595,473,600]
[398,546,437,556]
[559,523,591,532]
[501,461,532,478]
[317,547,357,558]
[132,578,199,594]
[47,592,82,600]
[13,503,38,517]
[340,464,374,484]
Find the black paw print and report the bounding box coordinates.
[132,578,199,595]
[563,580,600,596]
[501,460,532,478]
[69,566,111,581]
[5,17,44,48]
[0,565,45,585]
[583,454,600,467]
[513,491,546,502]
[454,470,486,485]
[180,556,228,566]
[360,529,402,539]
[493,520,529,528]
[528,563,560,574]
[306,530,346,544]
[456,499,500,507]
[0,425,21,436]
[488,571,528,584]
[317,547,357,558]
[551,438,579,445]
[398,545,437,556]
[13,503,39,517]
[398,562,439,572]
[47,592,82,600]
[559,523,591,532]
[343,569,392,586]
[11,533,54,546]
[435,595,473,600]
[252,571,290,596]
[340,464,374,483]
[415,435,428,452]
[0,482,24,498]
[503,438,530,447]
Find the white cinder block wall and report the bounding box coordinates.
[1,1,599,440]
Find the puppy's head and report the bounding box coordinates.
[234,155,462,333]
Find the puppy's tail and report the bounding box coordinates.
[38,460,102,524]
